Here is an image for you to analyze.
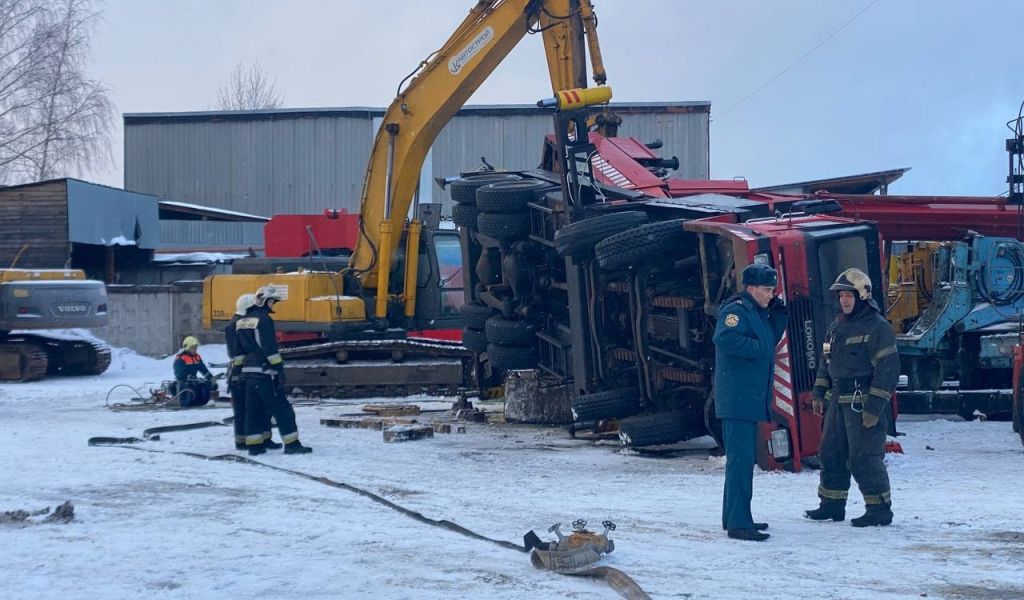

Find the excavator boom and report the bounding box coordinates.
[351,0,607,305]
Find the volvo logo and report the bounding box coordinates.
[803,319,816,371]
[56,303,89,314]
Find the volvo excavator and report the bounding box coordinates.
[202,0,616,397]
[0,268,111,382]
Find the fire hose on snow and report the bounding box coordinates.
[87,418,652,600]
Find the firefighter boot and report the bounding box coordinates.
[851,502,893,527]
[283,441,312,455]
[804,498,846,522]
[263,439,283,450]
[247,444,267,456]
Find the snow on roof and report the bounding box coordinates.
[158,200,269,222]
[153,252,246,264]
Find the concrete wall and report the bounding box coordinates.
[95,282,222,357]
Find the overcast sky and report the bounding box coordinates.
[87,0,1023,196]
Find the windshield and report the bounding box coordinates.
[433,234,464,317]
[818,235,869,310]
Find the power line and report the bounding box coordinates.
[714,0,881,122]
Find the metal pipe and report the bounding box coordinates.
[383,123,399,219]
[403,220,422,319]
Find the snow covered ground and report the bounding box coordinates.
[3,338,1023,600]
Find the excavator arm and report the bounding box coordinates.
[350,0,609,320]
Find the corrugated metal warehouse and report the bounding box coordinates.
[124,102,710,227]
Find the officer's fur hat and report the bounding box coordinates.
[742,263,778,287]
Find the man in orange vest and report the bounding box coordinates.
[173,336,215,407]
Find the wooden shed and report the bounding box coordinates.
[0,178,160,281]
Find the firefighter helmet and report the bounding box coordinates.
[234,293,256,316]
[830,268,872,300]
[253,285,283,308]
[182,335,200,351]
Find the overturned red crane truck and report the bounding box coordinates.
[454,102,890,472]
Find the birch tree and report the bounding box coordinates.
[0,0,114,184]
[216,61,284,111]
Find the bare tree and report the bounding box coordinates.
[216,61,284,111]
[0,0,113,184]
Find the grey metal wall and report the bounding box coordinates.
[67,179,160,249]
[159,221,265,251]
[125,103,710,222]
[125,111,375,217]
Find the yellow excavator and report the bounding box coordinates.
[202,0,613,396]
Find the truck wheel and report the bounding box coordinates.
[617,412,690,447]
[477,212,531,242]
[449,173,522,205]
[703,390,724,451]
[462,328,488,353]
[594,219,689,270]
[487,343,538,370]
[461,302,496,330]
[452,203,481,228]
[554,211,648,258]
[476,180,554,213]
[484,316,535,346]
[571,387,643,422]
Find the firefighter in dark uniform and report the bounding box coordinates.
[235,285,312,456]
[173,336,215,407]
[805,268,899,527]
[225,293,281,451]
[713,263,788,542]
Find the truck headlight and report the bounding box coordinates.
[769,429,791,460]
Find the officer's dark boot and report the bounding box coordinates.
[283,441,312,455]
[804,497,846,522]
[263,438,282,450]
[851,502,893,527]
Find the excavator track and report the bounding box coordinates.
[0,342,49,382]
[39,337,113,376]
[0,335,111,381]
[280,338,473,398]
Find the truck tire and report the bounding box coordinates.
[477,212,531,242]
[462,328,488,353]
[617,412,690,447]
[449,173,522,205]
[484,316,535,346]
[487,343,538,370]
[476,180,554,213]
[571,387,643,422]
[554,211,648,258]
[452,203,481,228]
[594,219,689,270]
[461,302,496,330]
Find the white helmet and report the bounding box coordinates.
[235,293,256,316]
[253,285,283,308]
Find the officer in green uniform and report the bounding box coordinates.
[805,268,899,527]
[713,263,788,542]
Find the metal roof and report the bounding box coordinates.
[123,101,712,124]
[158,200,268,222]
